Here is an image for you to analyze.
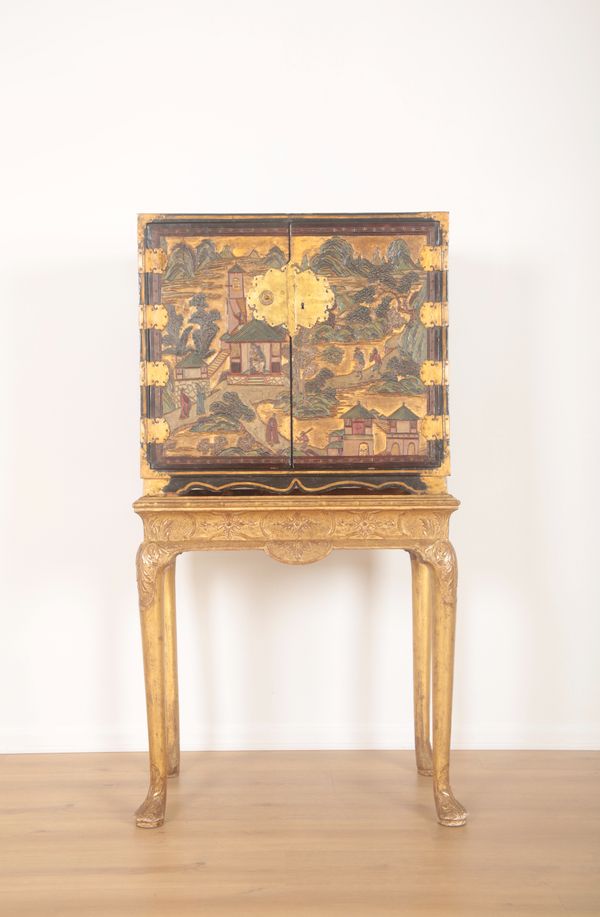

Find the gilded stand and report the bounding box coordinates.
[134,494,467,829]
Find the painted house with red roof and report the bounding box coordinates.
[327,402,375,457]
[385,404,420,455]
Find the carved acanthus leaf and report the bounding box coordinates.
[265,540,332,565]
[331,510,442,541]
[136,542,179,609]
[260,511,331,540]
[333,510,399,539]
[145,513,196,542]
[397,513,443,539]
[194,512,263,541]
[412,540,457,602]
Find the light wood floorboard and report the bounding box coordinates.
[1,751,598,916]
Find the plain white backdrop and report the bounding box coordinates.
[1,0,598,753]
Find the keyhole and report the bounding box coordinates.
[301,301,305,310]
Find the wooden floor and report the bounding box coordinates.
[1,751,598,916]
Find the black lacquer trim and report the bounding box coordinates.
[143,273,162,306]
[162,472,429,496]
[427,385,448,415]
[145,215,442,248]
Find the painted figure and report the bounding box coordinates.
[369,347,382,368]
[297,429,310,450]
[266,414,280,445]
[196,384,206,415]
[250,343,266,373]
[353,347,365,378]
[179,387,192,419]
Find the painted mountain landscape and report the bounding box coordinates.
[157,230,432,465]
[281,233,430,464]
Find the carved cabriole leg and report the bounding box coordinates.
[416,540,467,827]
[135,542,174,828]
[409,552,433,776]
[163,559,180,778]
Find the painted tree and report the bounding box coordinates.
[346,305,371,325]
[181,293,220,361]
[292,326,318,397]
[161,304,185,355]
[321,345,344,366]
[305,368,334,393]
[375,294,393,325]
[352,285,377,305]
[209,391,255,424]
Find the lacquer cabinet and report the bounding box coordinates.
[139,213,449,496]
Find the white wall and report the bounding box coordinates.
[1,0,599,753]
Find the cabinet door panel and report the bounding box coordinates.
[289,218,444,472]
[145,219,292,471]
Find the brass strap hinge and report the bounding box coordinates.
[140,361,169,387]
[140,418,170,444]
[139,303,169,330]
[420,301,449,327]
[421,415,449,440]
[143,248,168,273]
[419,361,448,386]
[420,245,446,271]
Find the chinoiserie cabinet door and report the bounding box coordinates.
[144,219,294,472]
[288,217,448,473]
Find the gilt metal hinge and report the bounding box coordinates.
[143,248,168,273]
[420,415,449,440]
[140,418,170,444]
[419,361,448,386]
[420,301,449,327]
[140,361,169,387]
[420,245,447,272]
[139,303,169,330]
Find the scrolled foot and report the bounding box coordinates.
[135,782,166,828]
[435,788,468,827]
